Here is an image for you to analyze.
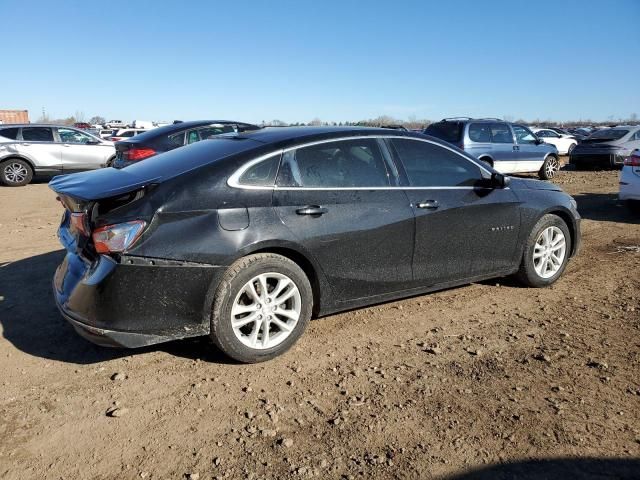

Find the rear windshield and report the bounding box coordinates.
[589,129,628,140]
[122,136,264,182]
[424,122,463,143]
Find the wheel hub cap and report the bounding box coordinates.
[533,226,566,279]
[5,163,28,183]
[231,272,301,350]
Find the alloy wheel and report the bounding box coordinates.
[4,162,28,184]
[231,272,301,350]
[533,226,566,279]
[545,157,560,178]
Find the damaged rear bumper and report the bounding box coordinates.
[53,252,224,348]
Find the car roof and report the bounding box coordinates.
[229,126,417,145]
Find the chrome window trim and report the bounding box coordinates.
[227,135,495,190]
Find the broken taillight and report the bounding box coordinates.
[92,220,147,254]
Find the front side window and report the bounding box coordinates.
[468,123,491,142]
[489,123,513,144]
[238,155,280,186]
[278,138,389,188]
[536,130,549,138]
[512,125,537,144]
[22,127,54,142]
[0,127,19,140]
[390,138,482,187]
[58,128,95,144]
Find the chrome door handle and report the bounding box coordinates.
[416,200,439,210]
[296,206,328,215]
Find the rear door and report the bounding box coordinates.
[19,127,62,173]
[57,127,109,171]
[272,137,415,302]
[388,137,521,284]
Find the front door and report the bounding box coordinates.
[272,137,415,302]
[387,137,521,285]
[57,128,108,171]
[512,124,545,172]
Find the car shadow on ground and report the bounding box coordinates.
[440,457,640,480]
[0,249,236,365]
[572,192,639,224]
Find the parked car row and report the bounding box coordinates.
[0,121,260,185]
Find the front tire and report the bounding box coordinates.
[516,214,571,287]
[210,253,313,363]
[539,155,560,180]
[567,143,576,155]
[0,159,33,186]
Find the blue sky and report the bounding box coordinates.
[2,0,639,124]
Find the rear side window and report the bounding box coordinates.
[489,123,513,144]
[278,138,390,188]
[22,127,54,142]
[238,155,280,186]
[391,138,482,187]
[424,122,463,144]
[468,123,491,142]
[0,127,19,140]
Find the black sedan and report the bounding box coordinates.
[112,120,260,168]
[50,127,581,363]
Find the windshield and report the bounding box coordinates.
[589,129,628,140]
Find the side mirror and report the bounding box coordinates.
[491,172,510,188]
[87,139,100,145]
[535,138,544,145]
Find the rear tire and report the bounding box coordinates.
[210,253,313,363]
[516,214,571,288]
[0,159,33,186]
[567,143,576,155]
[539,155,560,180]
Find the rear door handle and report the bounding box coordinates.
[416,200,439,210]
[296,205,328,216]
[513,146,520,151]
[20,143,31,146]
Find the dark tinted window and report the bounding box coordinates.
[239,155,280,186]
[468,123,491,142]
[590,129,629,140]
[22,127,54,142]
[278,138,389,188]
[424,122,463,144]
[0,127,19,140]
[186,130,199,144]
[512,125,537,144]
[489,123,513,144]
[391,138,482,187]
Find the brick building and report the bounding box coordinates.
[0,110,29,124]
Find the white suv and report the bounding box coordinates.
[0,124,115,186]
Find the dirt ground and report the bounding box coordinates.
[0,168,639,480]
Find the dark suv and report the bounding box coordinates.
[112,120,260,168]
[425,118,560,179]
